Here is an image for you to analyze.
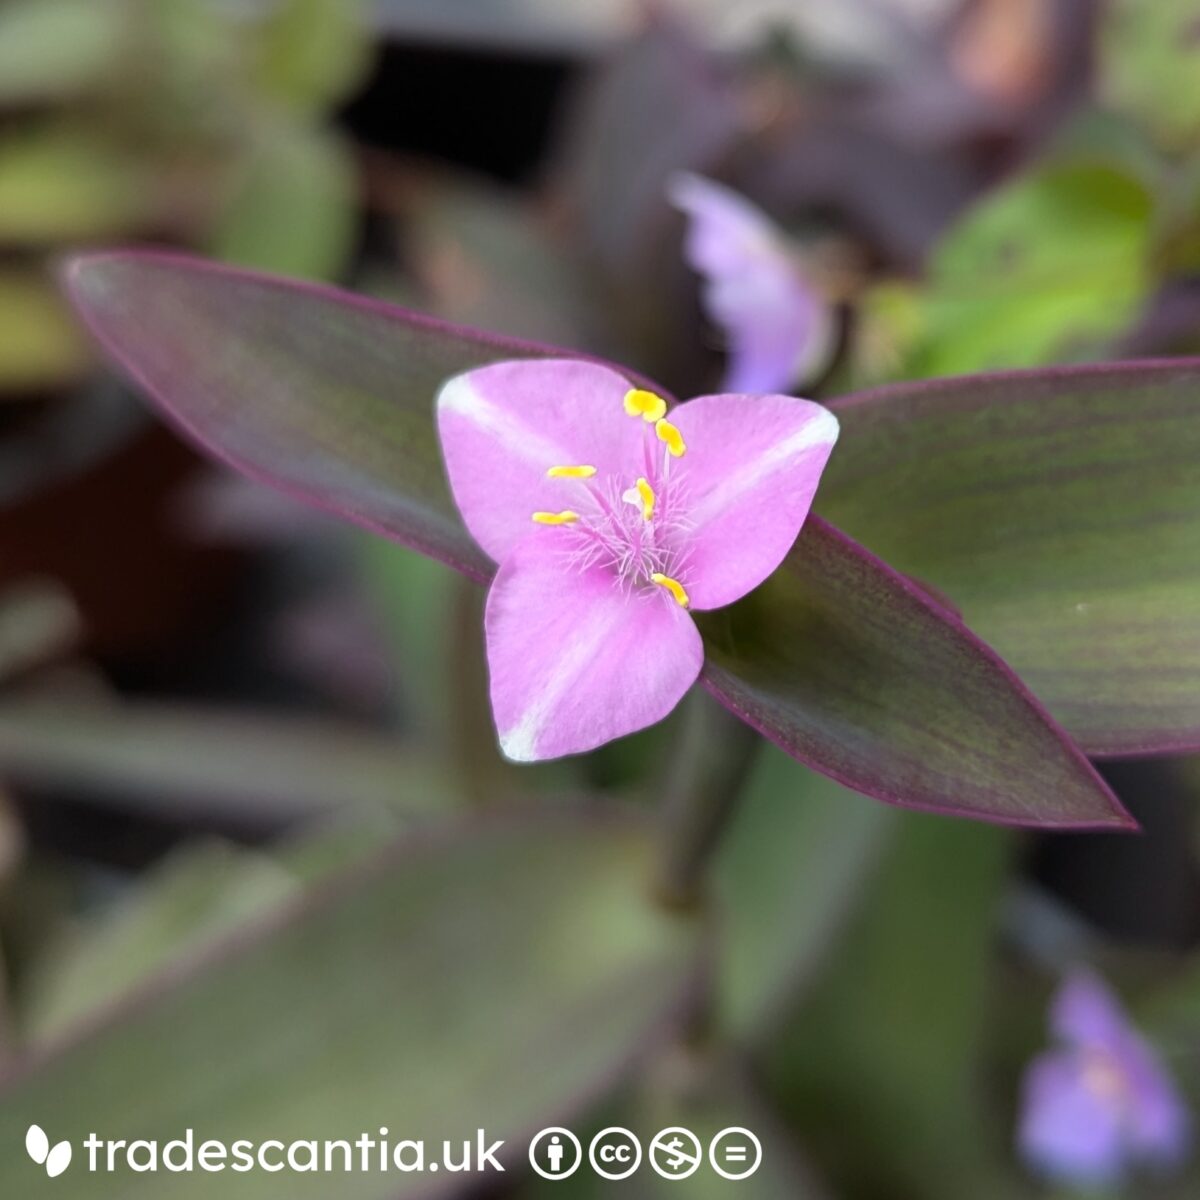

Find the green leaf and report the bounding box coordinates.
[249,0,373,113]
[18,841,299,1045]
[0,128,148,245]
[0,812,701,1199]
[1154,154,1200,276]
[17,819,410,1047]
[0,272,90,392]
[697,518,1129,827]
[210,122,357,280]
[357,537,462,742]
[60,253,1128,826]
[895,161,1153,377]
[764,816,1016,1199]
[715,748,894,1041]
[1101,0,1200,150]
[20,815,427,1045]
[0,0,126,106]
[820,359,1200,756]
[0,701,455,821]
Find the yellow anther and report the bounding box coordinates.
[531,510,580,525]
[623,388,667,423]
[651,572,690,608]
[655,418,686,458]
[546,464,597,479]
[635,477,655,521]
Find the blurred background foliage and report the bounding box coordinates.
[0,0,370,392]
[0,0,1198,1197]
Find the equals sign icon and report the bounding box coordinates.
[724,1146,749,1161]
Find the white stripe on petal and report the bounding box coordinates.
[499,600,625,762]
[688,405,839,527]
[437,372,571,470]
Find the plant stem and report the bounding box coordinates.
[653,687,761,909]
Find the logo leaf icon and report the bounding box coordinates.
[25,1125,71,1176]
[25,1124,49,1165]
[46,1141,72,1178]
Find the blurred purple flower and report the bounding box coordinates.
[437,358,838,761]
[1018,970,1190,1187]
[669,172,835,394]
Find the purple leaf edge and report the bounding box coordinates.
[701,516,1137,832]
[825,355,1200,417]
[59,248,676,585]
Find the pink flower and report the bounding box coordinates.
[437,358,838,761]
[669,172,836,394]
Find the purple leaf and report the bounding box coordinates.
[62,250,555,582]
[0,812,703,1200]
[698,518,1129,828]
[821,359,1200,757]
[63,251,1129,827]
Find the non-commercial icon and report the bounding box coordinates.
[648,1127,702,1180]
[709,1126,763,1180]
[528,1127,582,1180]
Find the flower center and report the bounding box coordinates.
[1080,1047,1134,1126]
[1082,1052,1125,1100]
[529,389,692,607]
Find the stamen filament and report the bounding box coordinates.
[531,510,580,525]
[623,388,667,423]
[546,464,597,478]
[651,572,690,607]
[655,418,686,458]
[642,419,656,478]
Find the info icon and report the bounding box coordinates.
[648,1127,702,1180]
[709,1127,763,1180]
[528,1128,582,1180]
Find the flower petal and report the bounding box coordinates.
[484,532,703,761]
[669,172,835,393]
[667,394,839,610]
[720,278,833,395]
[1052,971,1131,1052]
[437,358,645,563]
[1122,1034,1191,1170]
[1018,1050,1127,1186]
